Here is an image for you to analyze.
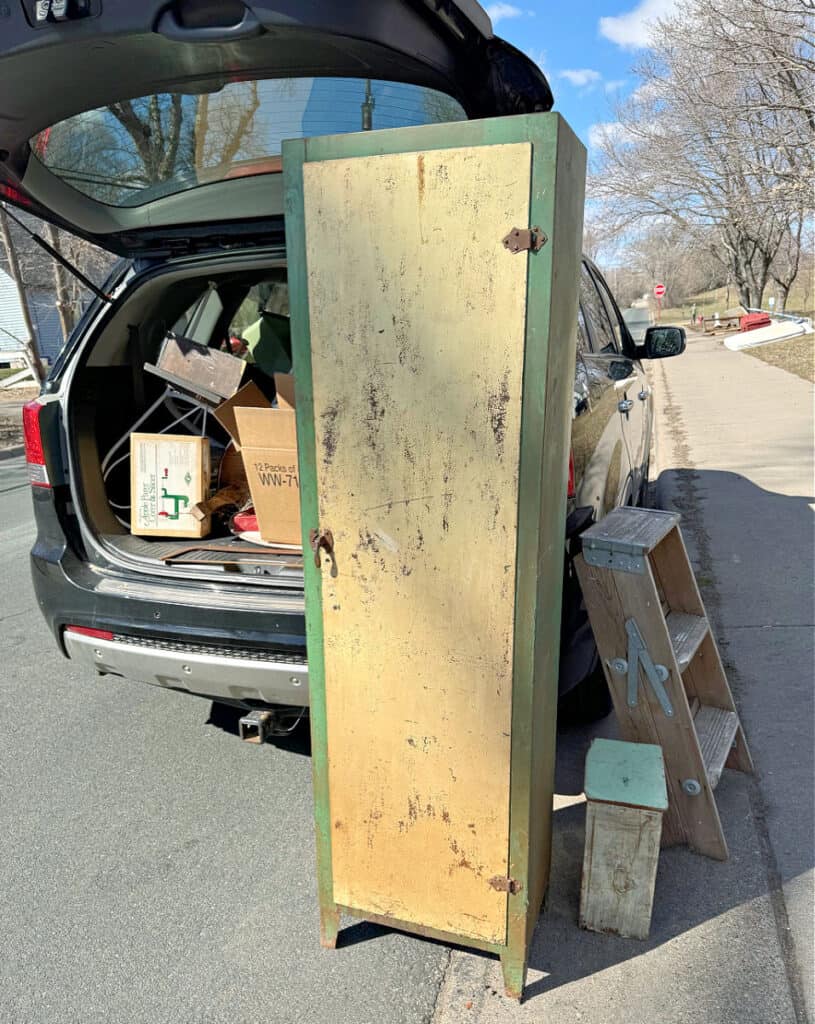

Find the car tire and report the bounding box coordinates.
[558,652,613,726]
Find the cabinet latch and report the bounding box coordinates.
[310,528,338,577]
[502,226,547,254]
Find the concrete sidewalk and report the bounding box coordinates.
[433,332,814,1024]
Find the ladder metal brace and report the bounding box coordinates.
[608,619,674,717]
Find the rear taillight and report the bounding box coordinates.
[567,449,575,499]
[65,626,114,641]
[22,400,50,488]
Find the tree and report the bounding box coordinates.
[589,0,813,309]
[0,203,43,379]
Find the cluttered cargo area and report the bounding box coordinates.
[67,254,305,589]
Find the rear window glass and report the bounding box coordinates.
[29,78,467,208]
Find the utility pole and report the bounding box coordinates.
[361,79,375,131]
[0,203,44,382]
[45,222,74,342]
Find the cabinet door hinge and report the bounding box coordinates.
[502,226,547,254]
[489,875,522,894]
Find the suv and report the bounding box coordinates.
[4,1,684,724]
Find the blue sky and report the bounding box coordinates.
[484,0,676,149]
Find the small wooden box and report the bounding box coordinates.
[580,739,667,940]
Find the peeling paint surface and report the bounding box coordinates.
[302,144,531,944]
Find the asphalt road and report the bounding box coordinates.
[1,331,812,1024]
[0,450,448,1024]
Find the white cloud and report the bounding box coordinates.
[599,0,678,50]
[588,121,632,150]
[559,68,602,87]
[486,3,524,26]
[604,78,627,93]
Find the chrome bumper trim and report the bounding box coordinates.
[64,633,309,708]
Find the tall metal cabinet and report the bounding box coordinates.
[282,113,586,997]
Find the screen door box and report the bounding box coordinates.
[283,112,586,999]
[130,433,210,538]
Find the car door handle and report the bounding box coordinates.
[156,6,263,42]
[618,398,634,413]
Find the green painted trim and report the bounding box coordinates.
[282,136,337,922]
[503,114,587,957]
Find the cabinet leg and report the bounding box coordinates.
[320,904,341,949]
[500,946,527,1001]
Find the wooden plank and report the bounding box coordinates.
[681,630,736,708]
[302,143,532,943]
[648,526,705,616]
[584,738,668,811]
[666,610,709,669]
[682,630,754,775]
[694,705,739,788]
[580,801,663,940]
[156,333,245,400]
[583,506,679,552]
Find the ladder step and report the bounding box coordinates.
[694,705,739,789]
[666,611,709,670]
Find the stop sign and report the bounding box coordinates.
[654,283,666,298]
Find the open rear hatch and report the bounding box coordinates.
[7,0,552,586]
[0,0,552,258]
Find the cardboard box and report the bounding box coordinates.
[213,380,271,450]
[234,374,301,547]
[130,433,211,538]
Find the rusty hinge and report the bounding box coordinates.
[502,226,547,254]
[489,875,522,895]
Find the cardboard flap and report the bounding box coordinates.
[213,381,272,449]
[274,373,296,410]
[234,405,298,449]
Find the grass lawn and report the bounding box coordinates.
[742,334,815,383]
[660,277,814,325]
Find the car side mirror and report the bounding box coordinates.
[640,325,686,360]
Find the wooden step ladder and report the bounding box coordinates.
[575,507,753,860]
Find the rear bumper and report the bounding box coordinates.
[64,631,309,707]
[30,487,309,708]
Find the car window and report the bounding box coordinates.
[30,78,467,208]
[579,264,618,354]
[591,269,626,351]
[576,305,592,355]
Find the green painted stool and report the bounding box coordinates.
[580,738,668,940]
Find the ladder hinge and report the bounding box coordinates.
[502,226,547,254]
[608,618,674,717]
[489,875,522,895]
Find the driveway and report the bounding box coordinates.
[0,332,812,1024]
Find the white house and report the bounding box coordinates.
[0,267,64,365]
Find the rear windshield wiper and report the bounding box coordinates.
[2,205,112,304]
